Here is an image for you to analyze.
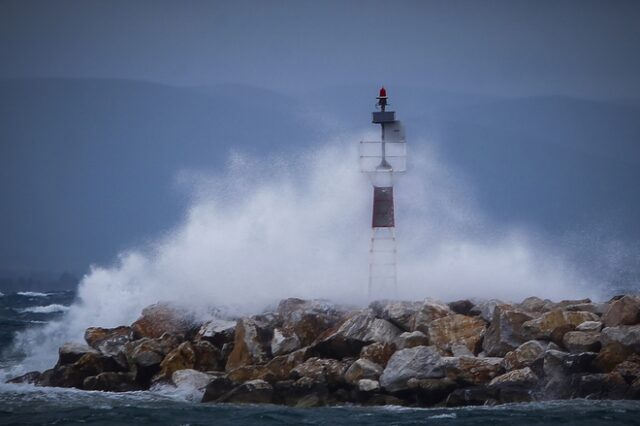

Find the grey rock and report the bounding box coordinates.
[271,328,301,357]
[358,378,380,392]
[344,358,383,385]
[483,306,533,357]
[600,325,640,351]
[562,331,601,353]
[576,321,603,332]
[379,346,445,392]
[394,331,429,350]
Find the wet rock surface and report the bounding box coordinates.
[12,295,640,408]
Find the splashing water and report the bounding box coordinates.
[8,135,596,372]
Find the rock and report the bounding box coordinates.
[373,301,422,331]
[469,299,509,322]
[344,358,383,385]
[84,326,133,357]
[517,296,551,314]
[170,369,215,401]
[552,298,592,310]
[227,365,269,384]
[562,331,601,353]
[394,331,429,350]
[131,303,195,340]
[358,378,380,392]
[57,343,98,366]
[522,310,599,340]
[225,318,273,370]
[201,375,235,402]
[613,354,640,383]
[602,296,640,327]
[271,328,301,356]
[448,300,475,316]
[566,303,609,315]
[194,319,236,348]
[406,378,459,405]
[48,352,125,389]
[445,386,497,407]
[379,346,445,392]
[157,342,196,381]
[572,372,628,399]
[489,367,538,387]
[503,340,546,371]
[263,348,309,381]
[6,371,41,385]
[217,379,273,404]
[360,342,396,367]
[411,299,452,333]
[543,349,569,378]
[428,314,486,355]
[276,298,347,346]
[593,343,634,372]
[600,325,640,351]
[289,357,348,386]
[83,372,140,392]
[125,336,176,369]
[443,356,504,386]
[576,321,603,332]
[312,313,401,359]
[193,340,223,371]
[451,344,474,357]
[287,377,331,407]
[483,306,533,357]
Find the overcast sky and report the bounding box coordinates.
[1,0,639,99]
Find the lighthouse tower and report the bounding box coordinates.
[360,87,407,300]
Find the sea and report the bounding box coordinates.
[2,291,640,425]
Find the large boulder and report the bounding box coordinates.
[411,299,452,334]
[502,340,546,371]
[156,341,196,381]
[394,331,429,350]
[263,347,310,382]
[193,340,223,372]
[312,313,401,359]
[522,310,599,340]
[489,367,539,387]
[602,296,640,327]
[344,358,383,385]
[289,357,349,387]
[600,325,640,351]
[562,331,601,353]
[359,342,396,367]
[593,342,634,372]
[131,303,195,340]
[276,298,347,346]
[225,318,273,370]
[271,328,301,357]
[49,352,125,389]
[84,326,133,357]
[201,375,236,402]
[442,356,504,386]
[216,379,274,404]
[483,306,533,357]
[57,343,99,366]
[83,371,140,392]
[379,346,445,392]
[194,319,236,348]
[371,300,422,331]
[428,314,486,355]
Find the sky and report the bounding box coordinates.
[1,0,640,98]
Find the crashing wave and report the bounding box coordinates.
[18,304,70,314]
[16,292,50,297]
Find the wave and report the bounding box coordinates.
[0,292,4,297]
[16,292,50,297]
[18,304,70,314]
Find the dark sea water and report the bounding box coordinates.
[2,292,640,425]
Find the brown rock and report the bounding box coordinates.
[276,298,347,346]
[360,342,396,367]
[193,340,223,372]
[602,295,640,327]
[312,313,401,359]
[411,299,452,333]
[57,343,98,366]
[489,367,538,387]
[131,303,195,340]
[344,358,383,385]
[522,310,599,340]
[263,348,309,381]
[565,303,609,316]
[502,340,546,371]
[289,357,349,386]
[562,331,601,353]
[428,314,486,355]
[84,326,133,357]
[225,318,273,371]
[157,341,196,380]
[443,356,504,386]
[482,306,533,357]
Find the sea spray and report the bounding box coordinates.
[7,136,595,373]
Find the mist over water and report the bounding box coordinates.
[8,135,598,372]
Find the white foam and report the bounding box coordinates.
[8,136,597,372]
[16,292,49,297]
[18,304,70,314]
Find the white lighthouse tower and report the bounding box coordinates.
[360,87,407,300]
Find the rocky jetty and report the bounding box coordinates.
[9,295,640,407]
